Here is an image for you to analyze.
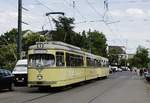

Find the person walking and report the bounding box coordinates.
[139,69,143,77]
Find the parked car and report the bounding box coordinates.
[121,66,128,71]
[144,69,150,81]
[0,69,14,91]
[117,68,123,72]
[111,66,118,72]
[12,59,27,86]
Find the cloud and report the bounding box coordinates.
[28,5,35,9]
[110,8,150,18]
[126,8,146,17]
[0,11,17,19]
[0,9,44,34]
[109,10,125,17]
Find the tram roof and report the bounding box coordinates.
[29,41,84,53]
[29,41,108,59]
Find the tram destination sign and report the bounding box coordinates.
[34,50,47,54]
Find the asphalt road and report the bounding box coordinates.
[0,71,150,103]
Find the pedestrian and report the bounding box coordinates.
[139,69,143,77]
[137,69,139,76]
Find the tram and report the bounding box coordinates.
[28,41,109,88]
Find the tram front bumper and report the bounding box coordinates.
[28,81,57,87]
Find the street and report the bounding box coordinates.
[0,71,150,103]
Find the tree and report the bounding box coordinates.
[132,46,149,68]
[0,44,17,70]
[87,30,107,57]
[0,29,18,70]
[108,46,125,66]
[51,17,108,57]
[22,32,47,52]
[0,28,17,45]
[52,16,75,44]
[0,29,47,70]
[80,30,89,49]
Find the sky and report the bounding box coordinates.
[1,0,150,54]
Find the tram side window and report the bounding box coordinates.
[103,60,107,67]
[86,57,95,67]
[101,60,104,67]
[98,60,101,67]
[77,56,83,66]
[66,53,83,67]
[103,60,105,67]
[56,52,64,66]
[95,59,100,67]
[101,60,108,67]
[66,53,71,66]
[105,61,109,67]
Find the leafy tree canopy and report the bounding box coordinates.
[132,46,149,68]
[0,29,47,70]
[87,30,107,57]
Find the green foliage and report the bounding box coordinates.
[52,16,75,44]
[108,46,125,65]
[0,28,17,45]
[22,33,47,51]
[0,29,47,70]
[0,44,17,70]
[0,29,18,70]
[51,16,108,57]
[87,30,107,57]
[120,59,126,66]
[131,46,149,68]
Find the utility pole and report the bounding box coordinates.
[124,40,128,68]
[73,1,75,18]
[17,0,22,60]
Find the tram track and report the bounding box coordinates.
[22,72,130,103]
[22,73,130,103]
[87,74,130,103]
[22,93,52,103]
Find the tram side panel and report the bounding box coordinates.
[28,68,69,87]
[65,67,85,85]
[64,52,86,85]
[96,67,103,78]
[85,57,98,80]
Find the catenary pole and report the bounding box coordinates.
[17,0,22,60]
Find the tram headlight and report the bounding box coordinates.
[37,74,43,80]
[16,78,19,80]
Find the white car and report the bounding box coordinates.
[111,66,118,72]
[117,68,122,72]
[12,59,27,86]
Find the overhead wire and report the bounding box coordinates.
[33,0,60,31]
[85,0,103,18]
[63,0,86,20]
[29,0,117,34]
[84,0,111,33]
[103,1,122,44]
[34,0,54,12]
[75,19,104,24]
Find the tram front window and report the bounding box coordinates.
[29,54,55,68]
